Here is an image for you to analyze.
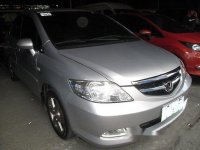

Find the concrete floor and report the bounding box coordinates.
[0,64,200,150]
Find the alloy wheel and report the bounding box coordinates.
[47,95,67,138]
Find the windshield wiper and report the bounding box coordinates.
[55,39,86,45]
[55,35,135,46]
[87,35,134,41]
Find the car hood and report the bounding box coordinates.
[165,31,200,43]
[59,41,180,86]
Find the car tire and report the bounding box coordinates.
[8,60,18,81]
[46,92,73,139]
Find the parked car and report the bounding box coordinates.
[76,2,135,15]
[113,12,200,76]
[7,9,191,147]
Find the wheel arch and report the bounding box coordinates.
[42,83,74,138]
[41,83,55,104]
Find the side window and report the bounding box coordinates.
[10,15,22,42]
[21,15,42,51]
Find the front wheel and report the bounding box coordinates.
[46,92,73,139]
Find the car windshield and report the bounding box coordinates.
[38,11,138,49]
[145,14,192,33]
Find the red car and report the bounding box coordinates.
[113,13,200,76]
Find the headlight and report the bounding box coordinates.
[68,79,133,103]
[180,41,200,51]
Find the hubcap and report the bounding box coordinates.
[48,97,66,135]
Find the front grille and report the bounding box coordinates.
[132,67,182,96]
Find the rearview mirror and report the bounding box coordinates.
[17,38,33,50]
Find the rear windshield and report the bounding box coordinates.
[38,11,138,49]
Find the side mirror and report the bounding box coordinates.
[17,38,33,50]
[17,38,37,56]
[139,29,152,40]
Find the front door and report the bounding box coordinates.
[17,15,42,95]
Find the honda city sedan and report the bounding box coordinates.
[7,10,191,147]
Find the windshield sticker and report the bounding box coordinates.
[40,12,52,16]
[77,17,88,28]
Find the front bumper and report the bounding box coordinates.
[65,73,191,147]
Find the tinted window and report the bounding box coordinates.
[38,12,138,49]
[145,14,192,33]
[114,14,162,37]
[10,15,22,42]
[21,15,42,50]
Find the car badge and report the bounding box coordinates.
[164,81,173,92]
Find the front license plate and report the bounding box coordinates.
[161,96,186,121]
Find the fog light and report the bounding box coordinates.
[101,128,128,138]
